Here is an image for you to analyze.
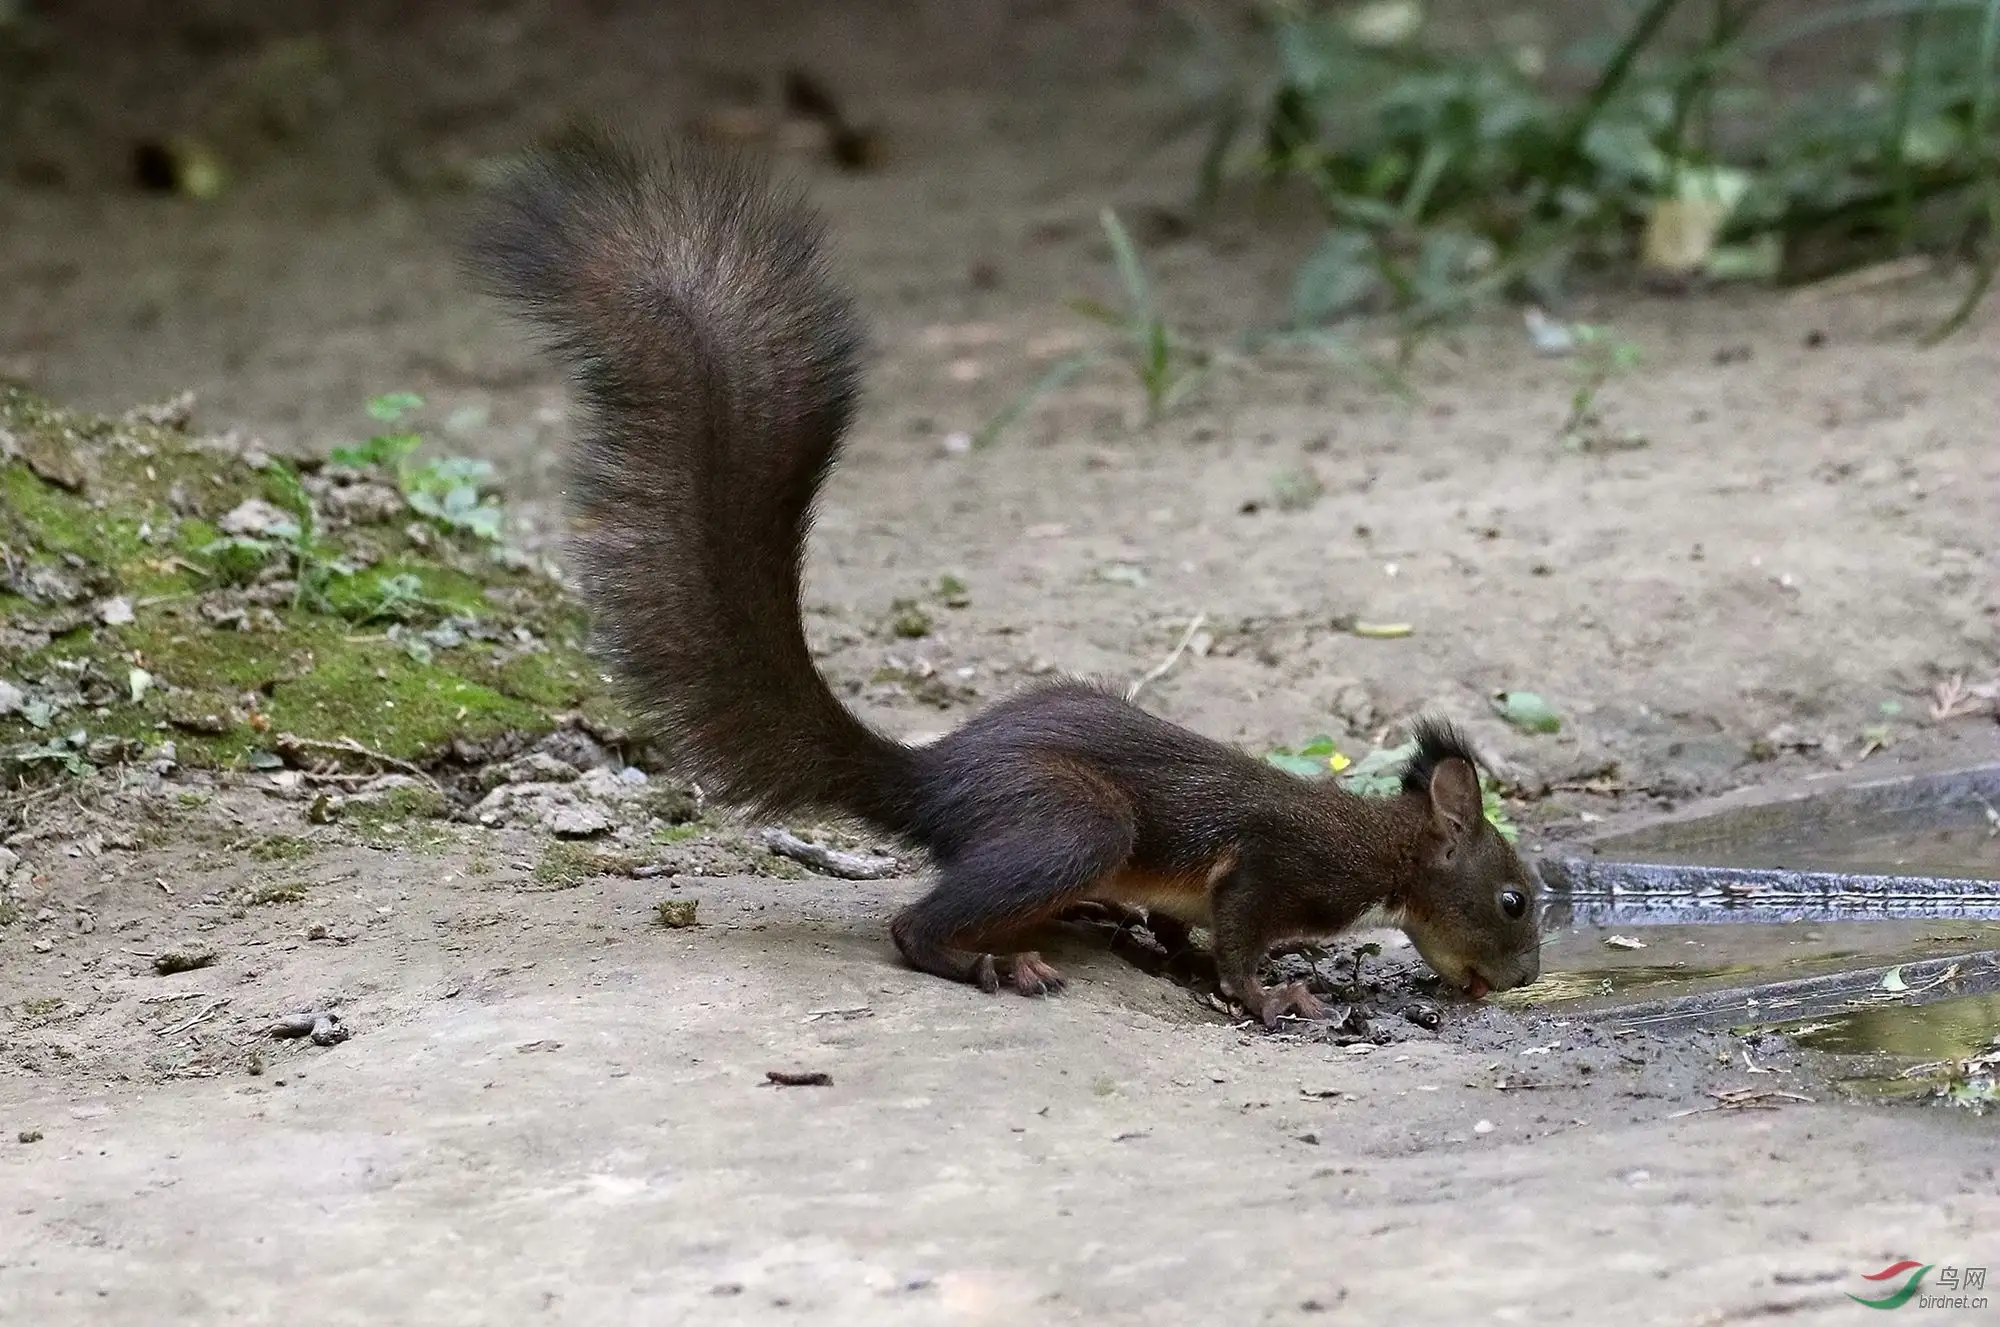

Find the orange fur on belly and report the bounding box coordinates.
[1084,850,1236,926]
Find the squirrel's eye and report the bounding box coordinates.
[1499,889,1528,920]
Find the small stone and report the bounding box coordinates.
[655,899,699,929]
[544,801,611,839]
[153,950,217,975]
[940,431,972,456]
[18,1129,43,1144]
[31,939,52,954]
[265,1012,320,1039]
[218,498,293,538]
[1474,1119,1496,1135]
[320,482,405,525]
[96,596,135,626]
[478,751,581,790]
[0,679,23,716]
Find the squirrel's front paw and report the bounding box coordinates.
[1245,980,1330,1030]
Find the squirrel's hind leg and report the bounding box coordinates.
[890,808,1134,999]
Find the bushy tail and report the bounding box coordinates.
[461,125,920,832]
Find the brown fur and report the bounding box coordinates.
[462,125,1543,1025]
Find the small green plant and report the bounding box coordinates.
[1555,325,1645,449]
[347,572,448,626]
[3,734,93,777]
[334,393,507,543]
[267,460,347,609]
[403,456,505,541]
[1173,0,2000,348]
[978,209,1215,445]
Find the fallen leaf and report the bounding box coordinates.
[1492,690,1561,734]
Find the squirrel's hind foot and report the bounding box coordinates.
[1004,951,1066,997]
[893,912,1068,998]
[969,950,1067,997]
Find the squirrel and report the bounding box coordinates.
[461,126,1543,1028]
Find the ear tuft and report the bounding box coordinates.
[1399,716,1484,797]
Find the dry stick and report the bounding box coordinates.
[157,998,231,1038]
[1667,1088,1813,1119]
[759,828,899,880]
[275,733,442,792]
[1126,613,1207,703]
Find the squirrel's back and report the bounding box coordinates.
[462,126,919,827]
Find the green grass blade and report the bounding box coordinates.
[973,352,1101,448]
[1923,0,2000,342]
[1883,4,1935,251]
[1099,208,1155,320]
[1398,138,1454,224]
[1550,0,1693,187]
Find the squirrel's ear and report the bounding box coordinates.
[1427,757,1482,840]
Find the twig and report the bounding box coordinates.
[273,733,441,791]
[1126,613,1207,702]
[759,828,899,880]
[157,998,230,1038]
[1668,1087,1813,1118]
[764,1070,833,1087]
[804,1005,873,1021]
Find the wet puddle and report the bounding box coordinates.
[1523,762,2000,1104]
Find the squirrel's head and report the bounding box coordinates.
[1387,719,1542,1001]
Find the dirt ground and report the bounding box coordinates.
[3,1,1999,1323]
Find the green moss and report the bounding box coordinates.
[247,881,308,905]
[533,840,647,887]
[19,996,62,1018]
[640,784,701,825]
[0,899,20,927]
[651,821,706,845]
[345,783,453,851]
[1,388,628,776]
[886,598,933,638]
[654,898,698,928]
[242,834,316,863]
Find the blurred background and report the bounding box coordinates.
[2,0,1995,775]
[3,0,1993,461]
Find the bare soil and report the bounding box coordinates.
[2,2,1998,1323]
